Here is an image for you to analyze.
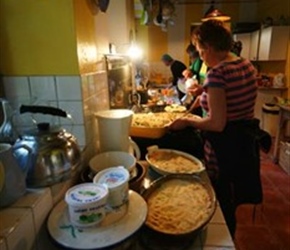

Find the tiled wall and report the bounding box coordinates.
[2,59,110,165]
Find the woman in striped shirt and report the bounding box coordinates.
[169,20,262,238]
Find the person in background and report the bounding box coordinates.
[181,43,205,116]
[168,20,263,238]
[183,43,203,80]
[161,53,187,101]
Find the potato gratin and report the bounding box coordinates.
[147,150,203,174]
[131,112,199,128]
[146,179,213,235]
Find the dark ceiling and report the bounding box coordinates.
[176,0,259,4]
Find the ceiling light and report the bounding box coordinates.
[201,1,231,22]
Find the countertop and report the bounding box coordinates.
[0,162,236,250]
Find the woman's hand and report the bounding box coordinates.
[168,117,191,131]
[187,83,203,96]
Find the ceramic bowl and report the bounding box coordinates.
[89,151,136,179]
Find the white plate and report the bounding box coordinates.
[47,190,147,249]
[146,148,205,175]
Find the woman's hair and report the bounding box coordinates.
[192,20,233,52]
[186,43,199,58]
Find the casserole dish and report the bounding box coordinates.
[146,147,205,175]
[140,174,216,248]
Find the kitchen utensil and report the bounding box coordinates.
[156,0,163,24]
[0,143,32,208]
[95,109,141,159]
[14,105,82,188]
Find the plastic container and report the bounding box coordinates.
[262,103,279,137]
[93,167,130,208]
[65,183,109,228]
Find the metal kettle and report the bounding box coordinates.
[14,105,82,188]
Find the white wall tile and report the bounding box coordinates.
[2,76,30,99]
[58,101,84,125]
[56,76,82,100]
[30,76,57,101]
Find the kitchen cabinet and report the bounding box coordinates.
[234,30,260,60]
[234,26,289,61]
[258,26,290,61]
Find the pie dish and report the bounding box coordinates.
[146,148,205,175]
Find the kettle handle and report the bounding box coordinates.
[19,105,68,118]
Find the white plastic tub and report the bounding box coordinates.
[65,183,108,227]
[93,167,130,208]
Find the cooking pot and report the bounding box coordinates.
[14,105,82,188]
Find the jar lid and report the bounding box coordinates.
[65,183,108,206]
[94,167,130,188]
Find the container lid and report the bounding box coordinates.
[94,167,130,189]
[65,183,108,206]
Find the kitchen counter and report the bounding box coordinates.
[0,163,236,250]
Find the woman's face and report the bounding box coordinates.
[196,42,213,67]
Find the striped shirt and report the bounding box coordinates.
[200,58,258,178]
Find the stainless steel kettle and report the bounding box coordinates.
[14,105,82,188]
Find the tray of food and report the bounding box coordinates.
[130,112,200,139]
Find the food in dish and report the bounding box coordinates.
[146,149,204,174]
[164,104,186,113]
[146,179,213,234]
[131,112,198,128]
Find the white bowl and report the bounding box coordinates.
[89,151,136,178]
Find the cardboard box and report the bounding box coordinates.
[279,141,290,175]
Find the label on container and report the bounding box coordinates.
[67,184,107,204]
[97,168,129,188]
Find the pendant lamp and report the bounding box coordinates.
[201,1,231,22]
